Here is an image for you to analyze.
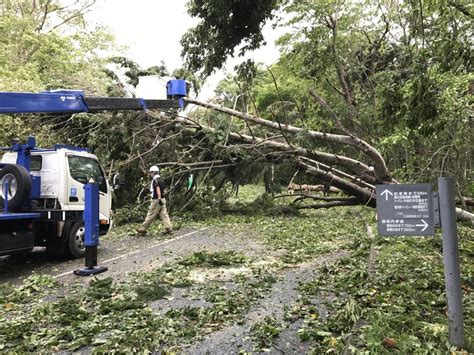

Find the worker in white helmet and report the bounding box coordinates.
[137,165,173,235]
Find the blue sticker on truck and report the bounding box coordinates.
[70,187,77,197]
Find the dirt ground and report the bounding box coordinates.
[0,224,353,354]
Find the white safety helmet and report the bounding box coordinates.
[149,165,160,174]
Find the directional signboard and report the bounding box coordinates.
[376,184,435,236]
[376,179,465,348]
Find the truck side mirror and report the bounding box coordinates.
[112,172,120,190]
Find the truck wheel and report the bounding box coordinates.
[67,222,86,258]
[0,164,31,212]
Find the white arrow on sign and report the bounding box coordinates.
[415,219,429,231]
[381,189,393,201]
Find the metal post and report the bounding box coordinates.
[438,177,464,348]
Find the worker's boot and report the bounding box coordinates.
[136,227,147,235]
[164,227,173,235]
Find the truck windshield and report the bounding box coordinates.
[68,155,107,193]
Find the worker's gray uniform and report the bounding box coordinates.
[142,175,172,231]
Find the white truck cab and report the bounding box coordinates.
[0,146,112,258]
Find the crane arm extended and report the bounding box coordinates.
[0,79,187,114]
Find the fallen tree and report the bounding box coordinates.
[184,97,393,183]
[57,93,467,226]
[286,183,342,194]
[151,98,474,223]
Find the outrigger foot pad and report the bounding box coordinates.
[73,266,108,276]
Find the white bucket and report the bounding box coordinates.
[135,75,170,99]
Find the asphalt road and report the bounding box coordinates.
[0,227,203,284]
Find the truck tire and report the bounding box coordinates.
[0,164,31,212]
[67,222,86,258]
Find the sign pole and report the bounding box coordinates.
[438,177,464,348]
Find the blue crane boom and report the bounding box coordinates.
[0,79,187,114]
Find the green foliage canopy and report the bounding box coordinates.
[194,0,473,194]
[0,0,115,145]
[181,0,280,78]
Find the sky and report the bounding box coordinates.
[86,0,284,100]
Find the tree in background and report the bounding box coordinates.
[0,1,185,209]
[0,0,113,93]
[182,0,473,200]
[0,0,115,145]
[181,0,280,78]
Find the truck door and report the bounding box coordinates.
[66,155,112,220]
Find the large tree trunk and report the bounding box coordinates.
[456,208,474,225]
[153,111,474,224]
[171,112,375,179]
[298,159,376,207]
[183,97,393,182]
